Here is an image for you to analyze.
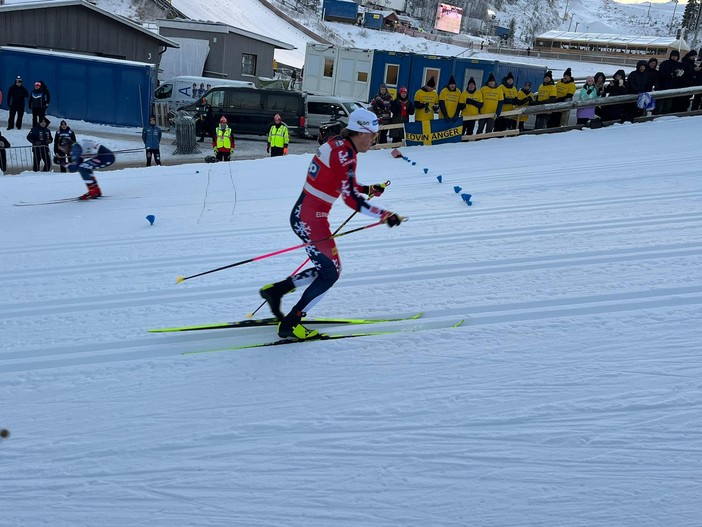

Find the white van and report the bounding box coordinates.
[155,76,256,112]
[305,95,366,138]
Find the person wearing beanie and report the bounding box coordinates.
[142,115,163,166]
[514,81,535,131]
[259,107,403,341]
[495,72,518,131]
[6,75,29,130]
[477,73,504,134]
[534,70,557,129]
[439,74,463,123]
[550,67,576,127]
[370,83,393,143]
[54,120,77,173]
[413,76,439,122]
[389,85,415,142]
[26,116,53,172]
[576,76,600,126]
[460,77,483,135]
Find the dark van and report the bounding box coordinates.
[180,87,307,138]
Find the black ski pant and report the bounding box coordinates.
[146,148,161,166]
[8,108,24,130]
[32,145,51,172]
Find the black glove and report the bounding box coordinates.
[383,212,402,227]
[367,183,386,197]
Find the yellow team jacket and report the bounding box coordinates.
[460,89,483,117]
[536,83,557,105]
[268,123,289,148]
[555,80,577,101]
[413,88,439,122]
[515,90,535,123]
[438,86,462,119]
[499,83,519,112]
[479,85,504,115]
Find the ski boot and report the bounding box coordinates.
[278,310,319,340]
[259,277,294,321]
[79,184,102,200]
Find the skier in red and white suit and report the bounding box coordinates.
[261,108,403,340]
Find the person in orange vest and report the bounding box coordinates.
[212,116,235,161]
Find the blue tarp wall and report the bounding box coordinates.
[0,47,156,127]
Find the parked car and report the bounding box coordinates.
[306,95,365,138]
[180,87,308,138]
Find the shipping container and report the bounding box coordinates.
[322,0,359,23]
[0,46,156,127]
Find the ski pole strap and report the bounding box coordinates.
[176,220,385,284]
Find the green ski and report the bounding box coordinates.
[149,312,423,333]
[184,319,465,355]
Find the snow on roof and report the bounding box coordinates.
[0,0,179,47]
[158,18,295,50]
[536,31,688,48]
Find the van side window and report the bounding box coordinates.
[268,94,300,113]
[226,91,262,110]
[209,90,225,109]
[155,84,173,99]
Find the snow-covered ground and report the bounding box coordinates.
[2,115,701,525]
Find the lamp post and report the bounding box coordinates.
[670,0,679,29]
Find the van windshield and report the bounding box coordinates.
[343,101,365,113]
[155,84,173,99]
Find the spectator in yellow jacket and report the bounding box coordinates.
[549,67,577,127]
[413,77,439,122]
[438,75,463,123]
[534,70,557,129]
[513,81,535,131]
[460,77,483,135]
[477,73,504,134]
[495,72,519,131]
[267,113,289,157]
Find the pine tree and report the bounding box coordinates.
[682,0,698,30]
[507,17,517,46]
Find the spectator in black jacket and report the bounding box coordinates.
[7,76,29,130]
[691,49,702,111]
[26,117,53,172]
[54,120,77,173]
[0,130,10,173]
[29,81,50,127]
[646,58,659,90]
[389,86,415,143]
[625,60,651,120]
[675,50,698,112]
[603,70,628,122]
[654,50,685,115]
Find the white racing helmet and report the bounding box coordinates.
[346,108,380,134]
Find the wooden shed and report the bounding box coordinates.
[0,0,178,65]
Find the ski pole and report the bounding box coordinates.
[176,220,386,284]
[245,181,391,317]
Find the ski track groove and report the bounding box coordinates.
[1,242,701,317]
[1,187,701,257]
[1,210,700,281]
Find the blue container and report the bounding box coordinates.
[322,0,358,23]
[0,46,156,127]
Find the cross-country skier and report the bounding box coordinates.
[260,108,403,340]
[64,138,115,200]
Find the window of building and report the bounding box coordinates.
[242,54,257,76]
[385,64,399,86]
[323,58,334,77]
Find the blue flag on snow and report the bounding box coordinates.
[404,120,464,146]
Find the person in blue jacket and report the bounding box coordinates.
[142,115,162,166]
